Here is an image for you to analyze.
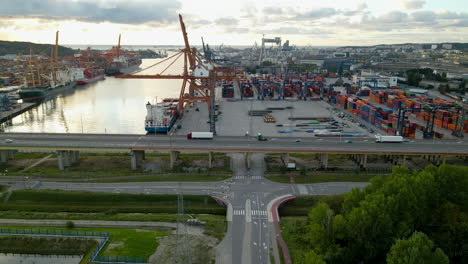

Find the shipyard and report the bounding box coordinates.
[0,1,467,264]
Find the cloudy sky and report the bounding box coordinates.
[0,0,467,47]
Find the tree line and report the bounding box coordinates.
[288,165,467,264]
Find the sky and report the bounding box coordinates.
[0,0,467,47]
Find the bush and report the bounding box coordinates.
[66,221,75,229]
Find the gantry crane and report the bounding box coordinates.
[116,14,240,134]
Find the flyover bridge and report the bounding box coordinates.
[0,133,467,170]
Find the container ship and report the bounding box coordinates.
[145,98,179,133]
[76,68,105,85]
[105,55,142,76]
[19,68,78,102]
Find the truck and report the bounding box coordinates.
[186,132,213,139]
[375,135,404,143]
[257,133,267,141]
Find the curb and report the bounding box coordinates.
[267,194,295,264]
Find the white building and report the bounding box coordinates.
[353,71,398,89]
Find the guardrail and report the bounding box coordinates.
[0,228,148,264]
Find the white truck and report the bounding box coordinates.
[186,132,214,139]
[375,135,404,143]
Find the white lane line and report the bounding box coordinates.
[245,199,251,223]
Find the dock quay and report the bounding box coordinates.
[0,103,37,124]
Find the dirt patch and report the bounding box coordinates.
[149,226,218,264]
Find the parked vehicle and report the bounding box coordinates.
[375,135,403,143]
[186,132,214,139]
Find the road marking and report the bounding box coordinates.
[252,210,268,216]
[233,175,263,180]
[297,185,308,195]
[245,199,251,223]
[233,209,245,216]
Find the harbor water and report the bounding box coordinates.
[2,56,182,134]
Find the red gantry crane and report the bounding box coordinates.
[116,14,239,134]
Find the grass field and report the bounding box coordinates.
[280,217,308,263]
[0,225,168,258]
[0,236,97,255]
[278,195,344,216]
[1,190,226,215]
[0,152,232,179]
[266,173,377,184]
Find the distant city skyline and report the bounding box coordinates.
[0,0,467,47]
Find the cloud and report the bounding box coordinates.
[402,0,426,10]
[411,11,437,22]
[0,0,181,24]
[255,26,331,36]
[295,8,339,20]
[436,11,468,20]
[263,7,284,15]
[214,18,238,26]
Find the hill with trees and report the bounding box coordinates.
[0,40,77,57]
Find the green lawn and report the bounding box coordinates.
[278,195,344,216]
[0,185,8,192]
[280,217,308,263]
[0,225,168,258]
[91,174,230,183]
[266,173,377,184]
[1,190,226,215]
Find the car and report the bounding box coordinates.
[4,139,13,143]
[294,139,302,142]
[344,140,353,143]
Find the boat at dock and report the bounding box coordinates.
[145,98,179,133]
[76,68,105,85]
[19,68,78,102]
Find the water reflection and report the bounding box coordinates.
[3,55,183,134]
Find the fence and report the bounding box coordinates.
[0,228,108,238]
[93,256,147,263]
[0,228,148,264]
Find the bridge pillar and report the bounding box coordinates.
[281,153,290,166]
[130,150,145,171]
[63,151,71,167]
[68,151,76,164]
[57,151,65,170]
[208,152,213,169]
[361,154,368,169]
[0,150,9,163]
[319,153,328,169]
[245,152,251,169]
[442,155,447,165]
[169,151,179,170]
[401,155,407,167]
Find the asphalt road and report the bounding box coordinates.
[3,152,368,264]
[0,132,467,155]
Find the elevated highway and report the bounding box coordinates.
[0,133,467,155]
[0,133,467,170]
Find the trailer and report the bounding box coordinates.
[375,135,403,143]
[186,132,214,139]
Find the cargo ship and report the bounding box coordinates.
[105,55,142,76]
[145,98,179,133]
[76,68,105,85]
[19,68,78,101]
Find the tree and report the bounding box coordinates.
[298,250,326,264]
[386,232,449,264]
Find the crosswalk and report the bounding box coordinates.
[252,210,268,216]
[233,209,268,216]
[234,209,245,215]
[233,176,263,180]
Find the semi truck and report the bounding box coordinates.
[375,135,404,143]
[186,132,214,139]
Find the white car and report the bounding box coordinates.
[4,139,13,143]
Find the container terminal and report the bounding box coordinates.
[113,15,468,140]
[0,16,467,140]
